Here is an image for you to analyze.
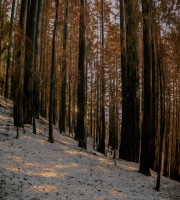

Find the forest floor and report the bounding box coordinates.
[0,95,180,200]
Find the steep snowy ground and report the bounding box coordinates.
[0,95,180,200]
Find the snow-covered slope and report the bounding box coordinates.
[0,95,180,200]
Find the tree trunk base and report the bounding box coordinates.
[139,169,151,176]
[48,138,54,143]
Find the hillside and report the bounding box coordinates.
[0,95,180,200]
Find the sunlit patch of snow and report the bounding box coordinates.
[64,150,82,155]
[0,116,12,121]
[26,168,60,178]
[119,164,138,171]
[30,185,58,192]
[24,162,42,167]
[109,189,128,199]
[0,164,22,172]
[54,163,78,169]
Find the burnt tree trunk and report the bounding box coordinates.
[34,0,44,118]
[5,0,16,98]
[13,0,28,128]
[139,0,152,175]
[59,0,69,133]
[75,0,87,148]
[119,0,140,162]
[24,0,38,124]
[155,44,165,191]
[98,0,106,154]
[48,0,59,143]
